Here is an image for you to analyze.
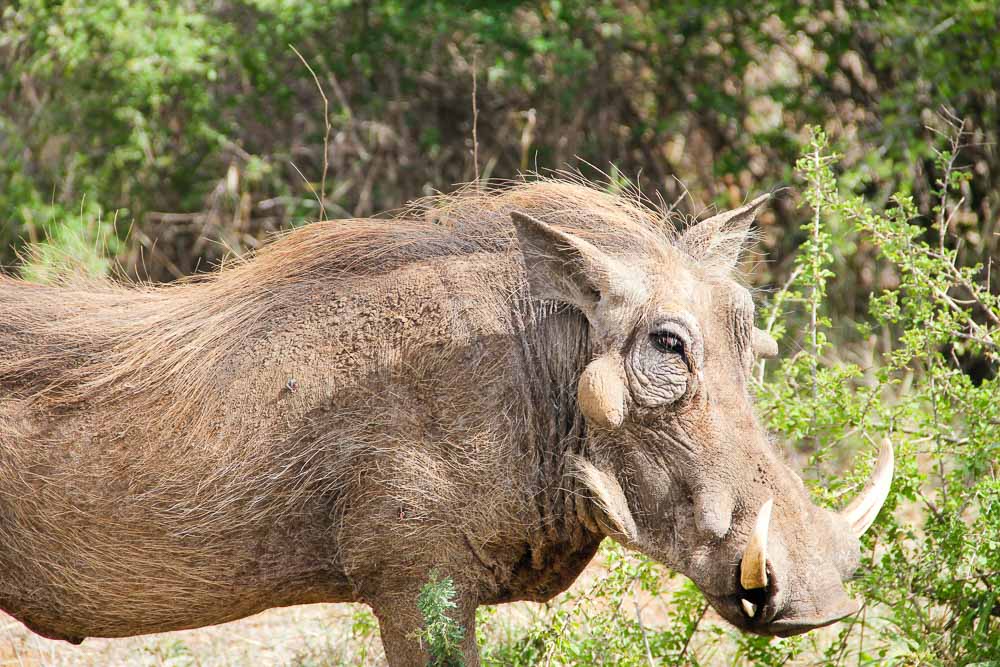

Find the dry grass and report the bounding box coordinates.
[0,604,382,667]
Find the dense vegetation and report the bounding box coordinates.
[1,2,997,665]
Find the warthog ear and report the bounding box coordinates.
[510,210,646,325]
[570,456,638,543]
[679,193,771,272]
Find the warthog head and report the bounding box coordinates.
[512,195,892,636]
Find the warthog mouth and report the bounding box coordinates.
[724,558,861,637]
[732,559,777,626]
[766,608,860,637]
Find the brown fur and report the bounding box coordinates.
[0,179,866,665]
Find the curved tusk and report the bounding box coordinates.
[841,438,894,538]
[740,498,773,591]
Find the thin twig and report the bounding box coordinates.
[924,336,949,506]
[756,264,804,385]
[542,571,614,666]
[809,145,822,453]
[856,535,878,666]
[288,160,324,221]
[665,175,691,217]
[324,68,370,162]
[632,586,655,667]
[934,115,964,254]
[678,602,708,662]
[471,52,480,188]
[290,44,329,220]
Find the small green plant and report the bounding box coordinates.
[417,573,466,666]
[139,638,196,666]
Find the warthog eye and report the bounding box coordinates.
[650,332,685,356]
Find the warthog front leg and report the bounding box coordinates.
[371,589,479,667]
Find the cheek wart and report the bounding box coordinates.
[578,354,628,428]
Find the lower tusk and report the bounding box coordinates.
[740,498,773,591]
[741,598,757,619]
[841,438,894,537]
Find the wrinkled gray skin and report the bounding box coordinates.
[0,184,863,666]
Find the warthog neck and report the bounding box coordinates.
[495,303,608,598]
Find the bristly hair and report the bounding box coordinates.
[0,177,693,438]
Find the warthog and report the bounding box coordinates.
[0,180,892,665]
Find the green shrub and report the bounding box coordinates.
[418,574,466,667]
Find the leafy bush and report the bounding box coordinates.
[755,126,999,664]
[418,574,466,666]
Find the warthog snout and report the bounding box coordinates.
[724,441,892,635]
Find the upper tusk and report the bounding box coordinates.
[841,438,894,538]
[740,498,773,591]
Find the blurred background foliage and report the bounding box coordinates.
[2,1,997,289]
[1,1,998,666]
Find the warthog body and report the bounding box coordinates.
[0,181,890,665]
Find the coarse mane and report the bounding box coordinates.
[0,178,713,438]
